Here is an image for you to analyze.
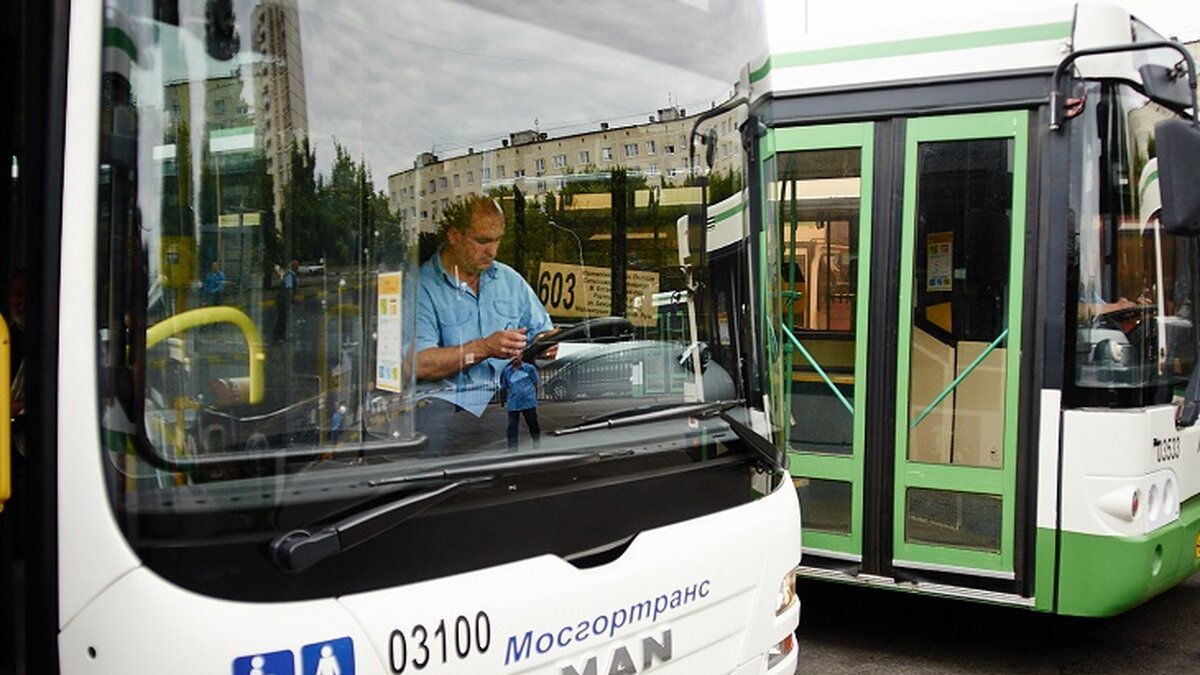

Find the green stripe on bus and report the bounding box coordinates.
[749,56,772,83]
[103,26,138,62]
[751,22,1071,82]
[1139,168,1159,202]
[709,201,744,225]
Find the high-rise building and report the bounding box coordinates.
[251,0,308,223]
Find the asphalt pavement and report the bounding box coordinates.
[794,573,1200,673]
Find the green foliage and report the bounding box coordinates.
[280,139,409,271]
[707,168,743,204]
[283,136,323,263]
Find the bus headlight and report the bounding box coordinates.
[776,570,797,615]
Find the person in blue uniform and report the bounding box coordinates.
[501,357,540,448]
[202,262,225,305]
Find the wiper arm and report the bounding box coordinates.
[270,478,481,572]
[269,449,634,571]
[714,410,788,473]
[554,399,786,473]
[553,399,742,436]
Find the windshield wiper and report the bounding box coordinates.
[367,449,634,487]
[713,409,788,474]
[553,399,741,435]
[269,449,634,571]
[553,399,786,473]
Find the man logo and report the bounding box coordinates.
[561,630,672,675]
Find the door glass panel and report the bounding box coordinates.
[906,139,1012,469]
[776,148,862,456]
[905,488,1001,552]
[795,477,852,534]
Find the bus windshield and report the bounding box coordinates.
[1071,81,1200,404]
[96,0,770,566]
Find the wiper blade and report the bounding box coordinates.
[368,449,635,487]
[269,449,634,571]
[553,399,786,473]
[553,399,742,436]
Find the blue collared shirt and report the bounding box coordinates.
[501,361,539,411]
[417,251,552,414]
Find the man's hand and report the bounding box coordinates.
[533,327,560,360]
[484,327,528,359]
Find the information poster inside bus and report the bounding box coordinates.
[376,271,403,392]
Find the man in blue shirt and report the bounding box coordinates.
[415,197,556,451]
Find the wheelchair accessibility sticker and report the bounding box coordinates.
[233,636,354,675]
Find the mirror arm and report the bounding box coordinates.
[688,96,749,176]
[1051,41,1198,131]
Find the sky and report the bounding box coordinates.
[199,0,1199,185]
[292,1,763,182]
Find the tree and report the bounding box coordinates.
[707,168,743,204]
[282,136,322,265]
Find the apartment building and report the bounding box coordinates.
[387,105,744,233]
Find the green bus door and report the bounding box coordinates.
[765,122,874,562]
[768,110,1028,583]
[893,111,1027,579]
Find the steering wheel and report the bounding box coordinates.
[522,316,635,361]
[1095,304,1152,329]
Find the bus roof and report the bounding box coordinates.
[752,2,1176,101]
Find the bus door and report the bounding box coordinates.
[764,122,874,563]
[768,111,1030,586]
[893,111,1028,581]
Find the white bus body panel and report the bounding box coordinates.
[706,191,747,254]
[59,479,800,674]
[753,3,1178,105]
[1060,406,1200,537]
[1037,390,1064,530]
[58,0,142,628]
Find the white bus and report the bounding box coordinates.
[752,2,1200,615]
[0,1,801,672]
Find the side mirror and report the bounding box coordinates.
[704,128,718,170]
[1139,64,1194,110]
[1155,119,1200,235]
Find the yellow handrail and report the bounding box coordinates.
[146,306,265,404]
[0,315,10,511]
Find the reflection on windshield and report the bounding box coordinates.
[97,0,768,495]
[1072,82,1199,395]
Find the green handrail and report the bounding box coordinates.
[782,324,854,416]
[909,328,1009,430]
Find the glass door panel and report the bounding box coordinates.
[894,111,1028,576]
[765,123,873,558]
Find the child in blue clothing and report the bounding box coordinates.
[500,357,540,449]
